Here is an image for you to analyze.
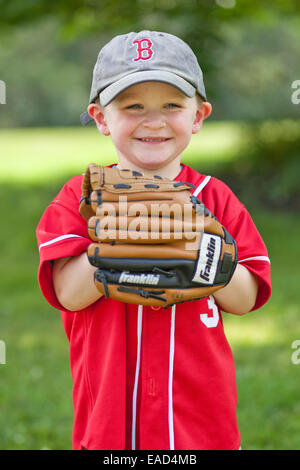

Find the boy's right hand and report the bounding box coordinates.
[79,164,238,308]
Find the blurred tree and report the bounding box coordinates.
[0,0,299,209]
[0,0,299,126]
[210,18,300,121]
[1,0,300,31]
[1,1,300,65]
[0,20,100,127]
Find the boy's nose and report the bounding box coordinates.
[142,112,166,129]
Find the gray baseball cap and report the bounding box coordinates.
[80,30,207,125]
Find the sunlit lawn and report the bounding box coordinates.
[0,125,299,450]
[0,123,243,182]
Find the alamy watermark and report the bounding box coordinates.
[90,197,205,251]
[291,340,300,365]
[0,80,6,104]
[291,80,300,104]
[0,340,6,364]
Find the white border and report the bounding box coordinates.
[38,234,83,251]
[239,256,270,264]
[131,305,143,450]
[193,176,211,197]
[168,305,176,450]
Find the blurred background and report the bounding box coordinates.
[0,0,299,450]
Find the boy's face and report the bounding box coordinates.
[89,81,211,173]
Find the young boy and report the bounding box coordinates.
[36,31,271,450]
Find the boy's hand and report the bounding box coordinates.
[79,164,238,308]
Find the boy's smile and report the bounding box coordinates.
[89,81,211,178]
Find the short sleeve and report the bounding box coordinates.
[201,177,271,311]
[228,207,271,311]
[36,175,91,312]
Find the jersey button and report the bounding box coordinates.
[150,305,161,311]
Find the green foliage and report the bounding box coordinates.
[1,0,300,33]
[210,19,300,121]
[189,120,300,211]
[1,3,300,126]
[230,120,300,210]
[0,20,102,127]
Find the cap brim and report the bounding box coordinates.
[99,70,197,107]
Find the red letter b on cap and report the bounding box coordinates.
[133,39,154,61]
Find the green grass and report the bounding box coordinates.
[223,210,300,450]
[0,122,243,183]
[0,125,299,450]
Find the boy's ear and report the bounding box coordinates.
[192,101,212,134]
[88,103,110,136]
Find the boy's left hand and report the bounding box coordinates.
[79,164,238,308]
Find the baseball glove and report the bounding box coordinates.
[79,164,238,308]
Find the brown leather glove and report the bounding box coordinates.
[79,164,238,308]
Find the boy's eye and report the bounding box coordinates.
[165,103,181,109]
[126,104,143,110]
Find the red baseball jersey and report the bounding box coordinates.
[36,163,271,450]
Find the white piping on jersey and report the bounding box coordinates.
[131,304,143,450]
[131,304,176,450]
[238,256,271,264]
[168,305,176,450]
[38,234,83,251]
[190,178,271,267]
[192,175,211,197]
[38,174,211,252]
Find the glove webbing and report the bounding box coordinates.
[117,286,167,302]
